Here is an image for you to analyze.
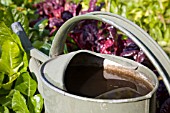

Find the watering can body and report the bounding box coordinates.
[11,11,170,113]
[36,50,158,113]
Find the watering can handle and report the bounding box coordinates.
[50,11,170,94]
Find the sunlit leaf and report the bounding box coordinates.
[0,106,10,113]
[12,90,29,113]
[2,7,29,35]
[15,72,37,97]
[28,94,43,113]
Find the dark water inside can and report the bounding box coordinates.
[64,65,153,99]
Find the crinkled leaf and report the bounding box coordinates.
[15,72,37,97]
[0,40,26,90]
[12,90,29,113]
[0,59,18,90]
[28,94,43,113]
[0,22,26,53]
[1,40,25,75]
[0,22,28,72]
[0,22,28,89]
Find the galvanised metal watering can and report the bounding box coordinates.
[11,12,170,113]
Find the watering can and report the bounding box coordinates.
[11,11,170,113]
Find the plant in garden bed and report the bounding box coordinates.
[0,21,43,113]
[0,4,43,113]
[29,0,105,54]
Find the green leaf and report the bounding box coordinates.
[109,0,170,50]
[0,88,10,95]
[0,22,28,89]
[12,0,24,6]
[15,72,37,97]
[0,22,26,52]
[12,90,29,113]
[0,106,10,113]
[0,22,28,71]
[164,28,170,41]
[39,42,51,55]
[0,22,13,45]
[0,10,4,21]
[64,44,68,54]
[0,90,15,109]
[0,46,1,57]
[1,40,25,75]
[0,40,26,89]
[0,60,16,90]
[33,18,48,31]
[2,7,29,35]
[28,94,43,113]
[0,0,12,6]
[32,40,43,49]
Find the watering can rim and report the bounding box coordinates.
[39,49,159,103]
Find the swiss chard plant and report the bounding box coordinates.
[0,5,43,113]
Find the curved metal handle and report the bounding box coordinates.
[50,11,170,95]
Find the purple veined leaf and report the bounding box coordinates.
[49,17,64,28]
[107,26,117,39]
[49,27,57,36]
[88,0,97,12]
[53,0,65,7]
[98,39,114,54]
[136,50,146,63]
[43,2,53,16]
[31,0,152,68]
[113,35,125,55]
[64,2,77,16]
[121,50,139,57]
[52,7,64,18]
[61,11,73,21]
